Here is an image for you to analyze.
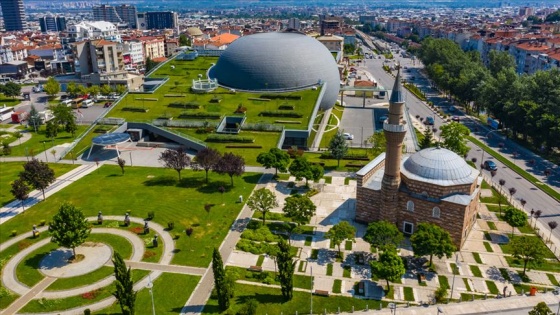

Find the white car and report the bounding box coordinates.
[343,133,354,140]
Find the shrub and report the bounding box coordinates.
[168,101,200,109]
[287,146,304,158]
[259,111,303,118]
[178,112,221,119]
[174,233,181,240]
[84,309,91,315]
[225,145,263,149]
[122,107,149,112]
[260,94,302,100]
[147,211,155,220]
[206,134,254,143]
[196,127,215,134]
[210,96,221,103]
[235,104,247,113]
[186,227,193,236]
[241,122,283,132]
[168,222,174,230]
[278,104,295,110]
[10,230,17,237]
[39,220,46,226]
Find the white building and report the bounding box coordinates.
[122,40,143,66]
[67,21,121,42]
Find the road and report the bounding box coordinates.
[359,38,560,242]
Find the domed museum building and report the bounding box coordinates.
[209,30,340,110]
[355,69,481,249]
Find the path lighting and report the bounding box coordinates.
[448,254,461,303]
[389,303,396,314]
[146,274,156,315]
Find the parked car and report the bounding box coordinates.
[424,116,435,125]
[103,102,113,108]
[484,160,498,171]
[452,116,460,122]
[378,115,388,123]
[32,85,43,93]
[343,133,354,140]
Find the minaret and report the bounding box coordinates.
[380,65,407,223]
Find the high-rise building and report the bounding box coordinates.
[1,0,27,31]
[145,11,178,30]
[39,16,66,32]
[287,18,300,30]
[93,4,138,29]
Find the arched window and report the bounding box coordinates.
[406,201,414,212]
[432,207,441,218]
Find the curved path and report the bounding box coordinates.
[0,216,182,315]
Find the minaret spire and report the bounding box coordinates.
[379,65,407,223]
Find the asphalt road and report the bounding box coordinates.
[360,40,560,242]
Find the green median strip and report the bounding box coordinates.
[468,136,560,202]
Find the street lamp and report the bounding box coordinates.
[300,251,313,315]
[448,254,461,303]
[389,302,396,314]
[146,274,156,315]
[42,141,48,162]
[481,128,507,168]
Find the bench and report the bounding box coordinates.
[247,266,262,272]
[314,290,330,297]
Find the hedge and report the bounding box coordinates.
[178,112,221,119]
[122,107,149,112]
[225,145,263,148]
[248,98,271,102]
[275,120,302,124]
[278,105,295,110]
[259,111,303,118]
[206,135,254,143]
[320,152,369,160]
[168,102,200,109]
[260,94,302,100]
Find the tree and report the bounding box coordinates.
[115,84,127,95]
[66,82,79,97]
[179,34,190,46]
[43,77,60,98]
[238,299,258,315]
[51,103,75,128]
[65,119,77,137]
[328,131,348,167]
[10,178,30,210]
[212,248,230,311]
[256,147,290,176]
[510,236,546,276]
[158,148,191,180]
[45,120,58,139]
[325,221,356,258]
[214,152,245,186]
[488,50,516,77]
[117,157,126,175]
[410,223,456,266]
[545,9,560,22]
[193,148,221,183]
[367,131,386,156]
[282,194,316,226]
[100,84,112,96]
[88,85,100,97]
[503,206,527,237]
[113,252,136,315]
[276,239,295,300]
[246,188,278,225]
[548,221,558,242]
[440,122,470,157]
[288,156,320,186]
[3,82,21,98]
[529,302,554,315]
[371,248,406,291]
[27,105,42,132]
[145,57,159,73]
[419,127,433,149]
[19,158,55,200]
[50,202,91,258]
[364,221,404,253]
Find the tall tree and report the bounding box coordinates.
[246,188,278,225]
[100,84,112,96]
[88,85,101,97]
[45,120,58,139]
[214,152,245,186]
[19,158,55,200]
[65,119,77,137]
[282,194,316,226]
[212,248,230,311]
[27,105,42,132]
[276,239,295,300]
[179,34,190,46]
[328,131,349,167]
[440,122,470,157]
[66,82,79,97]
[256,147,290,176]
[529,302,554,315]
[117,157,126,175]
[288,156,319,186]
[367,131,386,156]
[371,248,406,291]
[113,252,136,315]
[488,50,516,76]
[3,82,21,98]
[325,221,356,258]
[43,77,60,99]
[410,223,456,266]
[10,178,30,210]
[419,127,433,149]
[503,206,527,237]
[510,236,546,276]
[193,148,221,183]
[115,84,127,95]
[51,103,75,128]
[145,57,158,73]
[364,221,404,253]
[158,148,191,180]
[50,202,91,258]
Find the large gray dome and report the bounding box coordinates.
[208,31,340,109]
[401,147,478,185]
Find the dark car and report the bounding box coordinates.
[424,116,435,125]
[484,160,498,171]
[452,116,460,122]
[103,102,113,108]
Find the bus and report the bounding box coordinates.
[71,98,83,109]
[0,104,14,121]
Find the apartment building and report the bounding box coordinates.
[140,37,165,60]
[67,21,121,43]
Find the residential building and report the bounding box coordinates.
[93,5,123,25]
[140,37,165,60]
[67,21,121,43]
[164,38,178,56]
[316,34,344,52]
[115,5,138,29]
[72,39,123,76]
[39,16,67,32]
[287,18,300,30]
[1,0,27,31]
[122,40,143,67]
[145,11,178,30]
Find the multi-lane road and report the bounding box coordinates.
[358,38,560,242]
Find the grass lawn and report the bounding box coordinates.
[450,263,459,275]
[226,266,312,290]
[16,242,59,287]
[468,136,560,202]
[486,280,500,295]
[95,272,199,315]
[0,95,21,107]
[483,242,494,252]
[327,263,333,276]
[7,125,89,157]
[319,105,345,148]
[506,256,560,273]
[257,255,265,267]
[345,240,352,251]
[298,260,306,272]
[499,236,555,259]
[470,265,483,278]
[403,287,414,301]
[0,289,19,310]
[20,270,150,313]
[0,165,259,268]
[46,266,113,291]
[304,148,373,172]
[332,279,342,293]
[202,283,384,315]
[311,249,319,259]
[305,236,312,246]
[462,278,472,291]
[0,162,78,206]
[343,265,352,278]
[323,176,332,184]
[487,221,497,230]
[473,252,483,264]
[517,224,535,234]
[438,275,449,288]
[548,273,559,286]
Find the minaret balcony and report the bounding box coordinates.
[383,123,406,133]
